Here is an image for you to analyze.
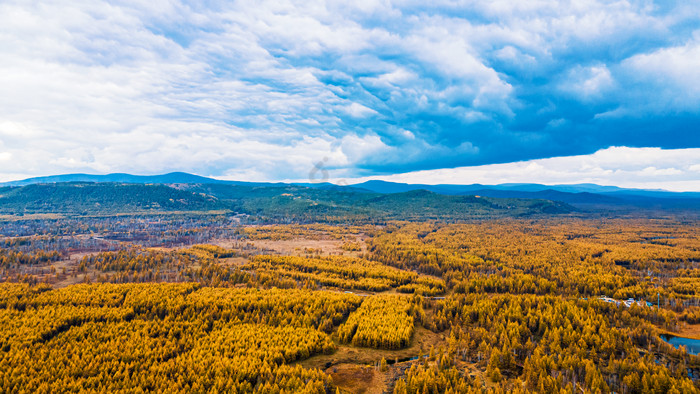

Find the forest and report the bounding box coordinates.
[0,182,572,221]
[0,210,699,393]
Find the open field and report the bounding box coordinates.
[249,237,365,257]
[661,324,700,341]
[300,326,447,394]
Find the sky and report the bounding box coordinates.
[0,0,699,190]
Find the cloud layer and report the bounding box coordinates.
[0,0,698,187]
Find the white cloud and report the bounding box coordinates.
[343,103,379,118]
[339,134,390,163]
[620,36,700,111]
[559,65,614,100]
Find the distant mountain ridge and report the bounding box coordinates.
[348,180,698,197]
[2,172,693,194]
[348,180,700,209]
[0,172,250,186]
[1,172,699,209]
[0,181,573,220]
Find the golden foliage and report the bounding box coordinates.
[0,283,363,393]
[338,294,420,349]
[245,255,445,294]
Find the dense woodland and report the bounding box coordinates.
[0,213,699,393]
[337,294,421,349]
[0,182,572,221]
[0,283,357,392]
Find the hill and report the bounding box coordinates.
[0,172,244,187]
[3,172,698,211]
[0,182,573,221]
[0,183,225,215]
[349,180,700,209]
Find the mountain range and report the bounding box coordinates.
[0,180,573,221]
[0,172,261,187]
[1,172,698,210]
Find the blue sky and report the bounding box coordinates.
[0,0,699,190]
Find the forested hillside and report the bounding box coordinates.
[0,182,573,220]
[0,183,224,214]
